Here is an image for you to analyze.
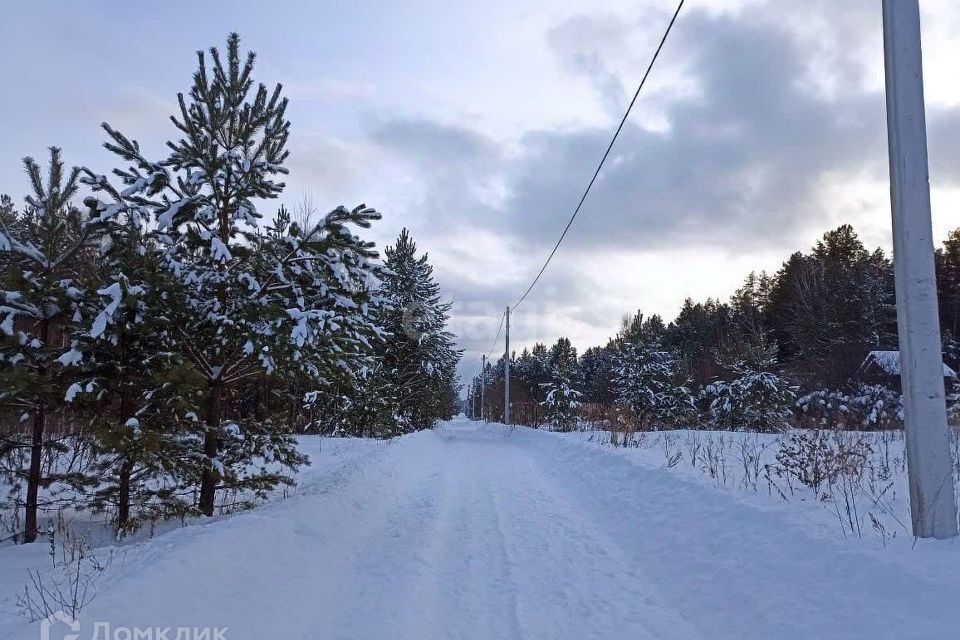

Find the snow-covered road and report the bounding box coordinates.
[7,418,960,639]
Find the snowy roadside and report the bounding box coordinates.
[517,424,960,581]
[0,435,388,636]
[493,422,960,638]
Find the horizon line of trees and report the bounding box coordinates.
[468,223,960,434]
[0,34,461,543]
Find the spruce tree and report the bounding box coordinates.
[379,229,461,431]
[336,362,409,437]
[539,338,581,431]
[540,340,582,432]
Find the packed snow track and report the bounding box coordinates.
[8,418,959,640]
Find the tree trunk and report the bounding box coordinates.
[116,385,135,532]
[117,456,133,532]
[198,200,231,517]
[288,382,299,432]
[198,383,223,516]
[256,375,269,422]
[23,406,44,543]
[23,318,50,544]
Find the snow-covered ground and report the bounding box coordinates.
[571,425,955,547]
[2,417,959,639]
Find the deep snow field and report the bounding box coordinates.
[1,418,958,640]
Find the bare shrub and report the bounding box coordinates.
[16,530,114,621]
[607,406,639,447]
[696,435,729,487]
[684,431,703,468]
[772,430,872,498]
[735,435,772,491]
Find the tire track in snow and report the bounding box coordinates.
[480,428,702,640]
[320,435,449,639]
[434,426,535,638]
[485,477,525,639]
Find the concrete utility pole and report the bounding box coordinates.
[882,0,959,539]
[480,354,486,422]
[504,306,511,425]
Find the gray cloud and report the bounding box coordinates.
[354,3,960,384]
[368,117,507,228]
[363,5,910,272]
[929,107,960,187]
[506,8,890,254]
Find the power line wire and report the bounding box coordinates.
[510,0,685,312]
[485,310,506,359]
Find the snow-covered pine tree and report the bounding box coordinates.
[936,228,960,341]
[479,357,495,420]
[470,374,486,420]
[547,338,577,384]
[614,341,695,430]
[701,342,796,432]
[0,195,14,229]
[0,148,104,542]
[324,361,410,438]
[765,225,895,385]
[82,34,384,515]
[380,229,461,431]
[512,343,550,425]
[537,337,580,431]
[613,311,666,349]
[578,345,616,404]
[465,375,477,419]
[796,388,854,429]
[263,204,390,438]
[60,206,197,535]
[540,370,582,432]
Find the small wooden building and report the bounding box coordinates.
[856,350,956,392]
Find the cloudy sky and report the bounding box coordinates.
[2,0,960,385]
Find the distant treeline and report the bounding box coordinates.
[468,224,960,433]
